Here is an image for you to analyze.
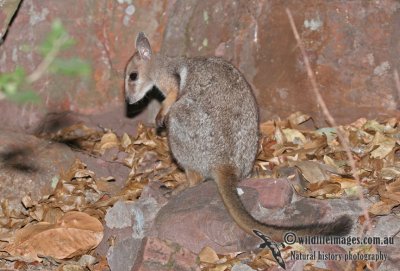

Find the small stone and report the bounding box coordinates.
[231,263,256,271]
[105,200,133,229]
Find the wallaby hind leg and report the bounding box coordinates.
[174,169,204,192]
[186,169,204,187]
[161,169,204,197]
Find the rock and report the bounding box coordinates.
[241,178,293,209]
[100,182,168,270]
[154,181,260,253]
[370,215,400,270]
[0,130,75,211]
[107,238,142,271]
[31,109,141,189]
[74,150,130,195]
[369,214,400,237]
[1,1,400,132]
[377,237,400,270]
[131,237,200,271]
[154,180,361,254]
[268,259,304,271]
[0,0,22,42]
[311,245,349,271]
[231,263,256,271]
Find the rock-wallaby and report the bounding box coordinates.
[124,32,352,242]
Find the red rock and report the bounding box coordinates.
[154,181,262,253]
[132,237,200,271]
[240,178,293,209]
[316,245,349,271]
[154,180,360,254]
[1,1,400,133]
[0,0,22,42]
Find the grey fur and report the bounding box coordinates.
[124,32,353,241]
[167,56,259,179]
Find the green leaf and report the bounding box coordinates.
[50,58,91,77]
[0,67,26,95]
[38,19,75,55]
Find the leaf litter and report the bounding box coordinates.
[0,113,399,270]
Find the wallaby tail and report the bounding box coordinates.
[212,165,353,242]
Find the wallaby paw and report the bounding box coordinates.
[155,112,166,129]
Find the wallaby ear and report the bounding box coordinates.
[136,32,152,61]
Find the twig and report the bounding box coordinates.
[26,34,68,84]
[394,69,400,104]
[285,8,375,269]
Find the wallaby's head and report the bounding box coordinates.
[124,32,155,104]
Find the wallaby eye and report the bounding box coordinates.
[129,72,138,81]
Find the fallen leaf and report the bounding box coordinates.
[368,200,399,215]
[260,121,275,136]
[306,181,342,198]
[282,128,306,144]
[380,165,400,180]
[287,111,311,126]
[97,132,119,153]
[3,211,103,262]
[363,120,386,133]
[369,132,396,159]
[291,161,334,184]
[316,127,337,146]
[329,176,358,189]
[199,246,219,264]
[121,133,132,149]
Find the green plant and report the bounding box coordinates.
[0,19,91,103]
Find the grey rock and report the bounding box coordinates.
[99,182,169,270]
[131,237,200,271]
[231,263,256,271]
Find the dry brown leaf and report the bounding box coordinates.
[58,264,85,271]
[306,181,342,198]
[368,200,399,215]
[381,165,400,180]
[287,111,311,126]
[369,132,396,159]
[209,263,230,271]
[97,132,119,153]
[351,118,368,129]
[329,175,358,189]
[378,180,400,202]
[260,121,275,136]
[274,126,286,144]
[3,211,103,262]
[121,132,132,149]
[291,161,332,184]
[199,246,219,264]
[282,128,306,144]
